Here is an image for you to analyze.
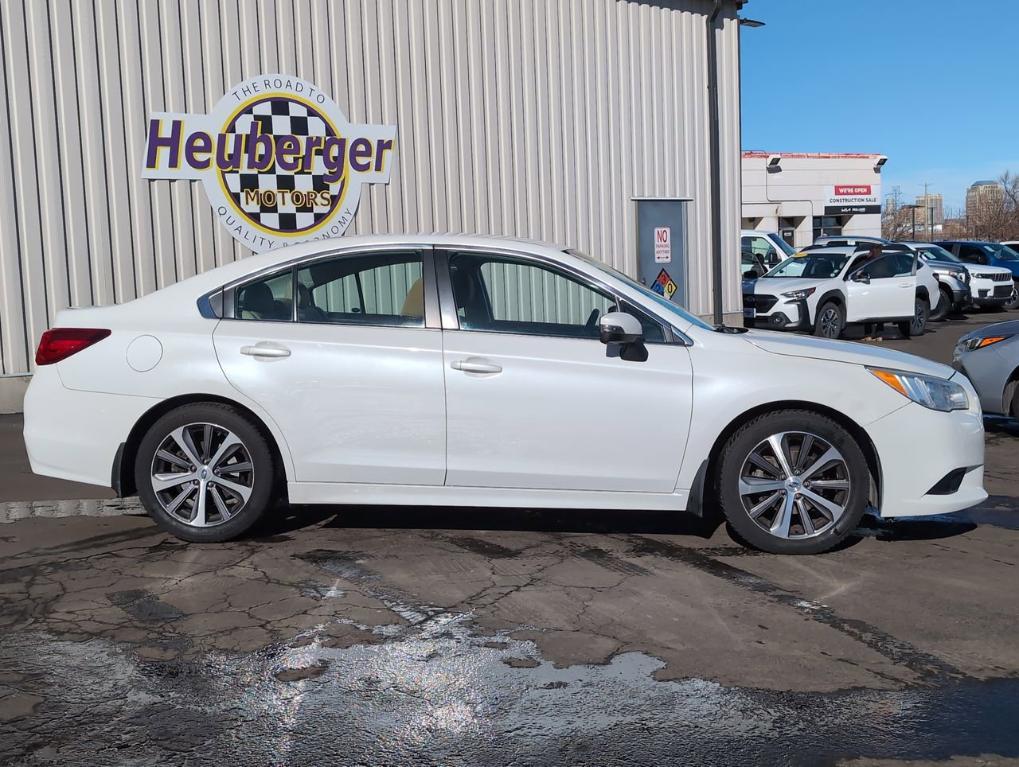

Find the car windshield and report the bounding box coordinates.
[764,253,850,279]
[566,249,714,331]
[919,244,961,263]
[768,235,796,258]
[986,244,1019,261]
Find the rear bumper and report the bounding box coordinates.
[866,396,986,518]
[23,366,156,489]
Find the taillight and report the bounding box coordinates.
[35,328,111,365]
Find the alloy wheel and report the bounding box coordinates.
[819,307,840,338]
[150,422,254,528]
[910,300,927,336]
[738,431,851,540]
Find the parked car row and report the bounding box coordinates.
[741,233,1019,339]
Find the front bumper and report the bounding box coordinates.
[968,280,1014,306]
[743,298,811,331]
[866,395,986,518]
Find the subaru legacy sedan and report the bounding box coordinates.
[24,235,986,555]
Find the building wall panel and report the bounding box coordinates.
[0,0,741,378]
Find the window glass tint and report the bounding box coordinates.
[449,253,619,339]
[859,256,899,279]
[235,270,293,321]
[296,252,424,326]
[890,253,915,276]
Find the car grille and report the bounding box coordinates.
[975,272,1012,283]
[743,294,778,312]
[994,284,1013,298]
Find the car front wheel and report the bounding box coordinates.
[717,410,870,554]
[813,301,843,339]
[929,286,952,322]
[135,403,276,542]
[1005,285,1019,311]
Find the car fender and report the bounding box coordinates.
[810,287,847,325]
[677,332,908,494]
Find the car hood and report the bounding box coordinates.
[959,318,1019,342]
[750,277,822,294]
[744,330,957,379]
[966,263,1013,276]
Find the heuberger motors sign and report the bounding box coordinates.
[142,74,396,253]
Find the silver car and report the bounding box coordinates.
[953,320,1019,416]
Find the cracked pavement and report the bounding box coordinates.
[1,314,1019,766]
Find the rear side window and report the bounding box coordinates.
[235,271,294,321]
[296,252,425,327]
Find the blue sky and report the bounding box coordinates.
[740,0,1019,211]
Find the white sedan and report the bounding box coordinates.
[23,235,987,554]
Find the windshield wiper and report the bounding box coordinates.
[713,323,749,334]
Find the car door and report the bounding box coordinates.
[213,248,447,485]
[437,248,693,493]
[845,253,916,321]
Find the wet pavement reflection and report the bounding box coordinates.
[1,492,1018,765]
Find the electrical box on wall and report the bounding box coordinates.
[635,199,689,306]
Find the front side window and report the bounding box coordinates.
[449,252,614,339]
[856,255,904,280]
[959,245,987,264]
[235,270,294,321]
[296,252,425,327]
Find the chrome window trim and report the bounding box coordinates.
[214,245,440,330]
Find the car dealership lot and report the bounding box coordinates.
[1,313,1018,766]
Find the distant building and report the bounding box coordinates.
[914,192,944,232]
[966,180,1004,221]
[742,152,886,247]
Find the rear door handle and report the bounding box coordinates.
[451,357,502,375]
[241,342,291,358]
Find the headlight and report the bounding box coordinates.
[960,334,1011,351]
[868,367,969,412]
[950,270,968,282]
[782,287,816,300]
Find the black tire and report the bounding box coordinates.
[716,409,871,555]
[897,297,929,339]
[929,286,952,322]
[1004,284,1019,311]
[135,403,276,542]
[813,301,843,339]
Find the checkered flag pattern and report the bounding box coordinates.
[222,97,338,232]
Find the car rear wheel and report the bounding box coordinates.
[135,403,276,542]
[717,410,870,555]
[898,297,929,339]
[813,301,843,339]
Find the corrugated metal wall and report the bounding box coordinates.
[0,0,742,378]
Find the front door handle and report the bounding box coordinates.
[451,357,502,375]
[241,342,291,358]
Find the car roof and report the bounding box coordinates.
[800,245,861,254]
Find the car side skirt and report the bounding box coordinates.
[288,482,690,511]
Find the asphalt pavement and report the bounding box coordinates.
[1,309,1018,766]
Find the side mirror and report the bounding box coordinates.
[599,311,644,345]
[850,271,871,284]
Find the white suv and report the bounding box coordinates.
[744,247,938,338]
